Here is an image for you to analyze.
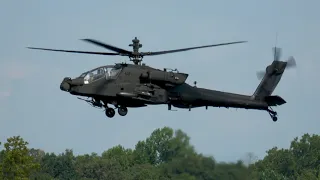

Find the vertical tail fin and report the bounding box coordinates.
[252,47,296,101]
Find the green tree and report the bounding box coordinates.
[0,141,2,180]
[40,149,77,179]
[125,163,161,180]
[290,134,320,176]
[213,160,250,180]
[38,152,58,178]
[257,169,290,180]
[161,153,216,179]
[102,145,134,170]
[253,147,294,178]
[0,136,40,179]
[75,153,101,179]
[133,127,175,165]
[250,133,320,179]
[29,148,45,163]
[75,152,127,180]
[133,127,196,166]
[3,127,320,179]
[297,169,319,180]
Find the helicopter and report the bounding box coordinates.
[27,37,296,122]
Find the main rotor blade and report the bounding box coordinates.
[27,47,120,55]
[81,39,132,55]
[140,41,247,56]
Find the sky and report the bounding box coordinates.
[0,0,319,162]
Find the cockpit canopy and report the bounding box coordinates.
[79,64,122,84]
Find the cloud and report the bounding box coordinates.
[0,61,37,99]
[0,90,11,99]
[1,61,34,80]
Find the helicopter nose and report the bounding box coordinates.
[60,77,71,92]
[60,77,85,92]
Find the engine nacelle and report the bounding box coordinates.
[140,71,188,85]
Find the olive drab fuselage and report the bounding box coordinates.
[28,38,295,121]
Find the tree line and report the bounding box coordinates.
[0,126,319,179]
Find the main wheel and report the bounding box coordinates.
[105,108,115,118]
[118,106,128,116]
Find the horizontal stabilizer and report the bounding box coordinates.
[264,95,286,106]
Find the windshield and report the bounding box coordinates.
[82,65,122,84]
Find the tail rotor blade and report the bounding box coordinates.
[256,71,265,80]
[286,56,296,69]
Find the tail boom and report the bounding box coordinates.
[250,59,292,122]
[252,60,288,103]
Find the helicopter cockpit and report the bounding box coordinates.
[80,65,122,84]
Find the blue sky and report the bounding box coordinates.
[0,0,319,162]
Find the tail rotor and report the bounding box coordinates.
[286,56,297,69]
[256,47,297,80]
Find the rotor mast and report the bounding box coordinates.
[129,37,143,65]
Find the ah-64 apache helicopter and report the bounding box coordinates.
[27,37,296,122]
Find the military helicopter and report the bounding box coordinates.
[27,37,296,122]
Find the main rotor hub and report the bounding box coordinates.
[129,37,142,54]
[129,37,143,65]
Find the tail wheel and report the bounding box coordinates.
[272,116,278,122]
[267,107,278,122]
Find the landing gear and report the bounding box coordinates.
[105,108,115,118]
[267,107,278,122]
[103,102,128,118]
[104,106,128,118]
[118,106,128,116]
